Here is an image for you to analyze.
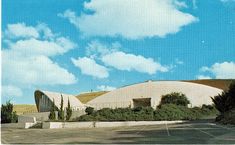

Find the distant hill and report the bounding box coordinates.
[76,91,109,104]
[13,104,37,115]
[184,79,234,91]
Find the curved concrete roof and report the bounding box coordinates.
[34,90,85,111]
[87,81,223,108]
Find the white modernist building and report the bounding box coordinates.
[34,90,86,112]
[87,81,223,109]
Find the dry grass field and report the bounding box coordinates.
[76,91,108,103]
[13,104,37,115]
[185,79,234,90]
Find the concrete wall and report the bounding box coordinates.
[1,122,37,129]
[18,116,36,123]
[20,112,50,121]
[42,121,185,129]
[43,122,94,129]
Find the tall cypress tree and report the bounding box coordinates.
[66,99,72,121]
[49,99,56,120]
[58,95,64,120]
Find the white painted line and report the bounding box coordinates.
[165,123,170,136]
[136,125,147,135]
[187,125,215,138]
[208,123,232,130]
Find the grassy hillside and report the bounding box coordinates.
[13,104,38,115]
[184,79,234,90]
[76,91,108,104]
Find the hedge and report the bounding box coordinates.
[75,105,217,122]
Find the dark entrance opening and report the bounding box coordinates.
[133,98,151,108]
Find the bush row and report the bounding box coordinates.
[76,104,218,122]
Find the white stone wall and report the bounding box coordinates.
[42,121,185,129]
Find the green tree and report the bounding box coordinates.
[159,92,190,107]
[1,101,18,123]
[66,99,72,121]
[212,81,235,114]
[58,95,65,120]
[85,107,94,115]
[49,99,56,120]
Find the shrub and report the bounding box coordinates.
[1,101,18,123]
[154,104,188,121]
[77,114,96,121]
[159,92,190,107]
[66,99,72,121]
[49,99,56,120]
[85,107,94,115]
[76,105,217,122]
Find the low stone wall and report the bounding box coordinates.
[42,121,185,129]
[20,112,50,121]
[1,122,37,129]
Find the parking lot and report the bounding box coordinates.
[1,121,235,144]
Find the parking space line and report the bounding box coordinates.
[136,125,148,135]
[187,125,215,138]
[208,123,232,130]
[165,123,170,136]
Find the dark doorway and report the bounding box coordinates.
[133,98,151,108]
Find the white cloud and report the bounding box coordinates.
[36,23,54,39]
[71,57,109,79]
[59,0,198,39]
[84,40,169,75]
[97,85,116,91]
[5,23,39,39]
[2,23,77,87]
[85,40,117,58]
[102,51,168,74]
[196,75,212,80]
[9,38,75,57]
[200,61,235,79]
[58,10,80,28]
[2,85,23,97]
[175,58,184,65]
[2,52,77,85]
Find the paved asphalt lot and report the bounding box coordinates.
[1,121,235,144]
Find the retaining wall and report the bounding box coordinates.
[1,122,37,129]
[42,121,184,129]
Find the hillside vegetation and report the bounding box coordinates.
[13,104,37,115]
[76,91,108,103]
[185,79,234,90]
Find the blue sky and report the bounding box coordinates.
[2,0,235,104]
